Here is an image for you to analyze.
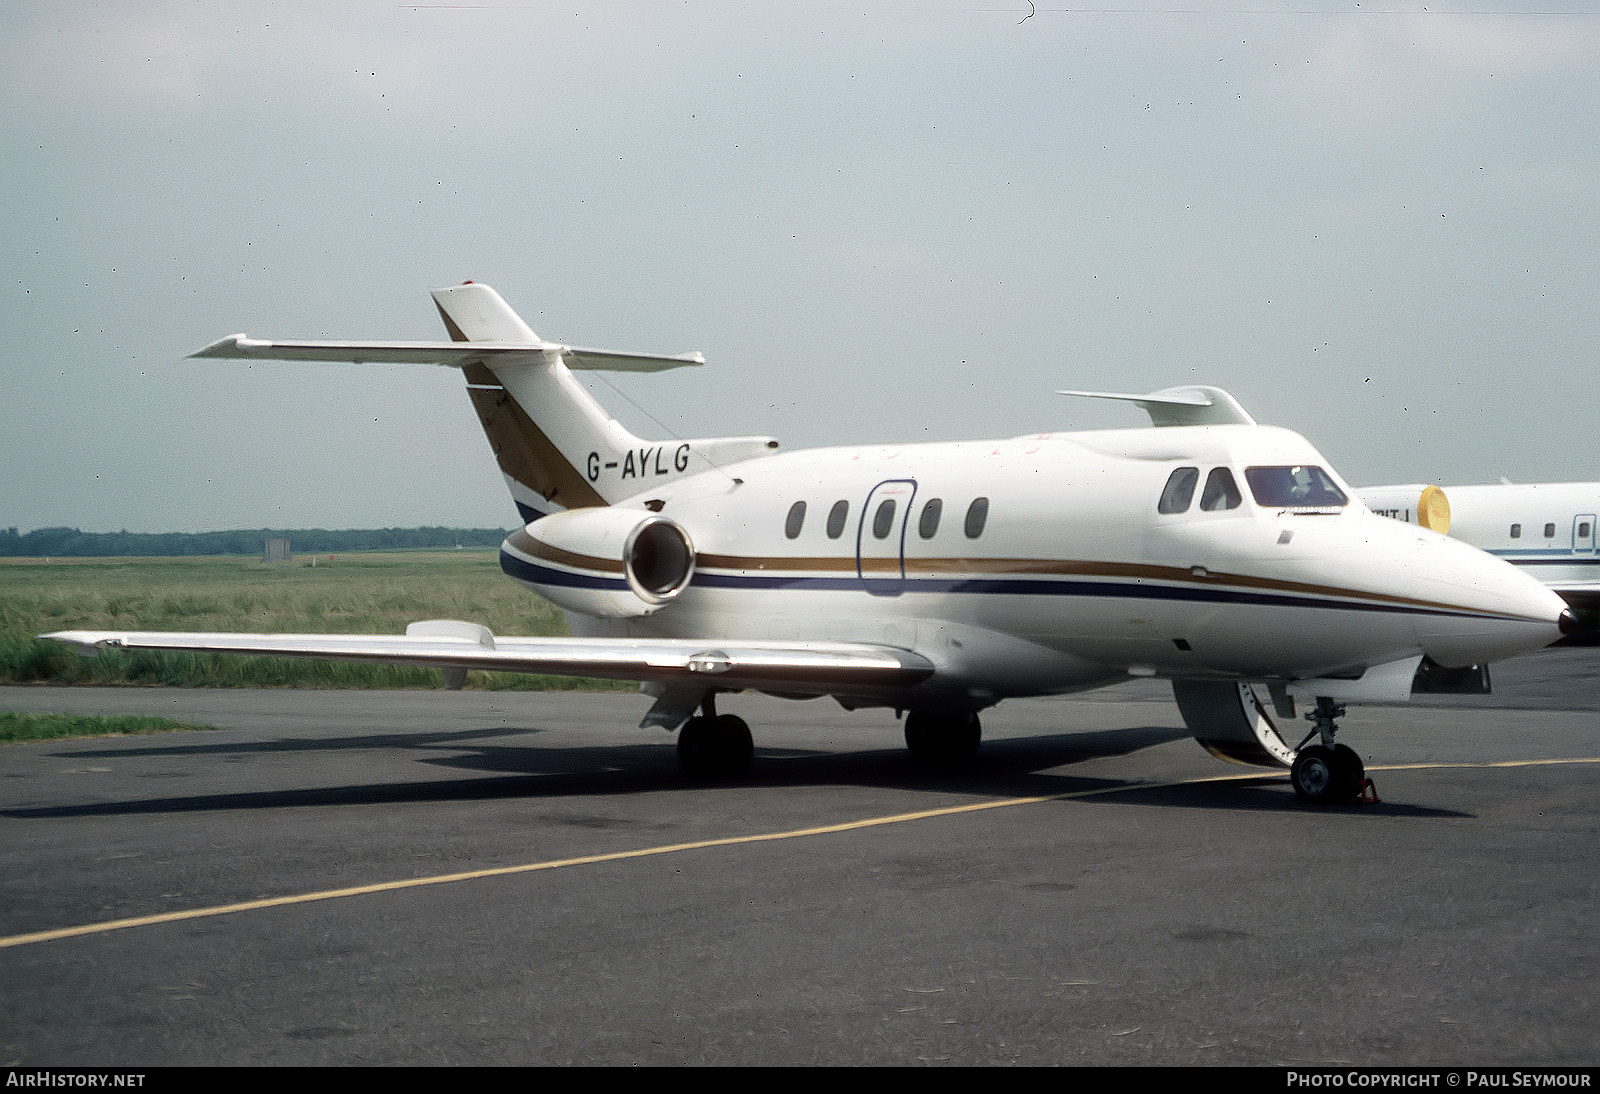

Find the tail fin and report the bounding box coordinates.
[431,283,779,521]
[432,281,539,343]
[436,283,627,519]
[191,283,779,522]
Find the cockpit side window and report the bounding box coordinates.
[1243,465,1348,509]
[1158,467,1199,514]
[1199,467,1242,512]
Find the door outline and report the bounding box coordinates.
[1575,513,1597,555]
[856,478,918,597]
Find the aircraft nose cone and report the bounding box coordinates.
[1559,608,1582,636]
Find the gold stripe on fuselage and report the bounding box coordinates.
[690,552,1535,620]
[503,529,624,574]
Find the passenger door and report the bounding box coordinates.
[857,479,917,597]
[1575,514,1597,555]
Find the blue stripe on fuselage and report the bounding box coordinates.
[500,549,1526,622]
[500,548,628,591]
[688,569,1506,620]
[514,500,549,525]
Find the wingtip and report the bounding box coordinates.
[189,334,251,359]
[37,630,108,653]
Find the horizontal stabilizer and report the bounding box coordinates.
[190,335,704,373]
[41,628,933,697]
[1057,385,1256,428]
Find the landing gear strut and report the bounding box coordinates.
[904,710,982,769]
[676,693,753,780]
[1290,698,1368,803]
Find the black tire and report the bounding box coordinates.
[904,710,982,769]
[1331,743,1365,799]
[1291,744,1338,802]
[677,713,753,780]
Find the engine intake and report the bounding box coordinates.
[502,508,696,618]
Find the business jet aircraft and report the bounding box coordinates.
[44,284,1577,803]
[1358,481,1599,631]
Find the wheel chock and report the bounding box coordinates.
[1355,777,1380,804]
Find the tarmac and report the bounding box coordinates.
[1,649,1595,1065]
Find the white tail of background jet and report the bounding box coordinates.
[193,282,781,523]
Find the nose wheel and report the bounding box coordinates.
[1290,742,1366,802]
[1290,699,1372,803]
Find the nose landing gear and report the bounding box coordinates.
[1290,698,1375,804]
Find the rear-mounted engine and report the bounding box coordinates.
[501,508,696,618]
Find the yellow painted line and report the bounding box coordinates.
[1370,758,1600,771]
[3,758,1595,951]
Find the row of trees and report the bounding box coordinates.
[0,526,513,557]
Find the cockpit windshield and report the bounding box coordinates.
[1244,465,1348,509]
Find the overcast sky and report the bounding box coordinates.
[4,1,1597,534]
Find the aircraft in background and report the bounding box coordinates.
[45,284,1576,803]
[1358,481,1599,637]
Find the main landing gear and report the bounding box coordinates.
[903,710,982,769]
[676,693,754,780]
[672,699,985,779]
[1290,698,1371,804]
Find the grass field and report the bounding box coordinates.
[0,711,219,743]
[0,551,627,690]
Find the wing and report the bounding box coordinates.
[41,622,933,705]
[190,336,704,373]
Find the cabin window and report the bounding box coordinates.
[1580,522,1592,539]
[964,497,989,539]
[1544,523,1556,539]
[1158,467,1199,514]
[918,498,943,539]
[784,501,806,540]
[1243,466,1348,509]
[826,500,849,539]
[872,499,896,539]
[1199,467,1242,512]
[1510,524,1521,539]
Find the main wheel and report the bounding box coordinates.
[677,713,754,780]
[1290,744,1338,802]
[904,710,982,769]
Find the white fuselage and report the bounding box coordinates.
[1447,483,1593,587]
[502,424,1567,708]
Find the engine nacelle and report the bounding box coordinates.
[501,508,695,619]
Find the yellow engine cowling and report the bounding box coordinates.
[501,508,695,618]
[1357,483,1452,535]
